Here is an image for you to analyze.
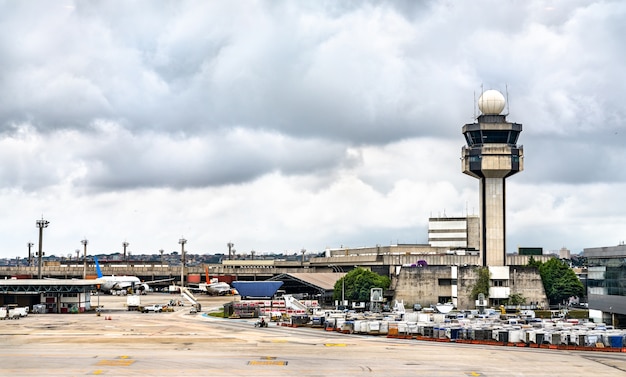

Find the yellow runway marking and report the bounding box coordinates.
[248,360,288,366]
[324,343,347,347]
[96,359,135,366]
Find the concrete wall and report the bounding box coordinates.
[467,216,480,251]
[482,177,506,266]
[508,266,549,308]
[394,265,548,310]
[393,266,454,308]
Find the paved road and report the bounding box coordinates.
[1,294,624,376]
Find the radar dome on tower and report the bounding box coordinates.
[478,89,506,115]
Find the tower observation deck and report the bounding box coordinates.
[461,90,523,266]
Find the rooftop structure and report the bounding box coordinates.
[428,215,480,250]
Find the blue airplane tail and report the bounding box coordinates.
[94,256,103,278]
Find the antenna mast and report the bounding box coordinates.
[505,84,510,115]
[473,91,476,119]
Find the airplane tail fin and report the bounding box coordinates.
[94,256,103,278]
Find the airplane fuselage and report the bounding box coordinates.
[97,276,143,293]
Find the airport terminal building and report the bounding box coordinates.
[584,244,626,327]
[0,279,96,314]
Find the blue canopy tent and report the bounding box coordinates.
[231,281,284,299]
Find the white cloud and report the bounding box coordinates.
[0,1,625,258]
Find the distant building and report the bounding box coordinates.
[583,244,626,327]
[559,247,571,259]
[428,215,479,251]
[319,213,551,309]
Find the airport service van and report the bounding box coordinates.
[1,305,28,319]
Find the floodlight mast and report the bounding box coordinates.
[27,242,34,266]
[179,238,187,287]
[36,218,49,279]
[81,239,88,279]
[227,242,234,260]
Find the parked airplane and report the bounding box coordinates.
[199,279,233,296]
[94,257,173,294]
[189,265,235,296]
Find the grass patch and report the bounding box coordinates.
[206,309,225,317]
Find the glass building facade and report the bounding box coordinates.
[584,245,626,328]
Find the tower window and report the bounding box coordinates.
[508,131,520,144]
[482,131,510,143]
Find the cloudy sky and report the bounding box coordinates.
[1,0,624,259]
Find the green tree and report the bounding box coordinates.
[538,258,585,305]
[527,255,542,268]
[471,267,491,300]
[333,268,391,302]
[507,293,527,305]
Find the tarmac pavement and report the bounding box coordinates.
[1,293,624,376]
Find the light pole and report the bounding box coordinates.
[179,238,187,287]
[122,241,129,262]
[301,248,306,266]
[330,265,345,308]
[27,242,34,266]
[81,239,88,279]
[159,249,164,265]
[227,242,234,260]
[36,218,49,279]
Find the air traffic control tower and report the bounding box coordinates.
[462,90,523,266]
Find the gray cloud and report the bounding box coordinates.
[0,1,625,257]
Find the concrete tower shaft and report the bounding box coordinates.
[461,104,524,267]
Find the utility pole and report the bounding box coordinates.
[27,242,34,266]
[81,239,88,279]
[179,238,187,287]
[36,218,49,279]
[227,242,234,260]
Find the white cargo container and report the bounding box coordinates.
[126,295,141,311]
[14,307,29,317]
[7,308,21,319]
